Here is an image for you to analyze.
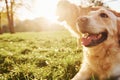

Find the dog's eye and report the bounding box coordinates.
[100,13,108,18]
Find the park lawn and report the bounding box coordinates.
[0,31,83,80]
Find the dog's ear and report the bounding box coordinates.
[111,9,120,44]
[110,9,120,41]
[110,9,120,17]
[117,18,120,44]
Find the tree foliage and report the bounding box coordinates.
[90,0,103,6]
[80,0,104,7]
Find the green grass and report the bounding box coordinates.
[0,31,83,80]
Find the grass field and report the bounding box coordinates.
[0,31,83,80]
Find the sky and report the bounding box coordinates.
[16,0,120,21]
[105,0,120,12]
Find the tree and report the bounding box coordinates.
[80,0,104,7]
[90,0,103,6]
[0,11,2,34]
[5,0,15,33]
[0,1,4,34]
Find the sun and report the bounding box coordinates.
[16,0,59,21]
[31,0,59,22]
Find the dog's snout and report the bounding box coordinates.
[77,16,88,23]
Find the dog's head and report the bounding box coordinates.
[76,8,120,47]
[56,0,100,25]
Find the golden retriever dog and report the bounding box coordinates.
[56,0,100,47]
[72,8,120,80]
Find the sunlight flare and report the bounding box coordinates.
[32,0,59,21]
[17,0,59,21]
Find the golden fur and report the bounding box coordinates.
[72,8,120,80]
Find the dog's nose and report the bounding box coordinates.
[77,16,88,26]
[78,16,88,22]
[76,16,88,33]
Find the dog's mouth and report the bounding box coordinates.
[81,32,108,47]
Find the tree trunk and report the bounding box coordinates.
[10,0,14,32]
[5,0,15,33]
[0,12,2,34]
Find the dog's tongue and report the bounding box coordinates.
[81,34,101,46]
